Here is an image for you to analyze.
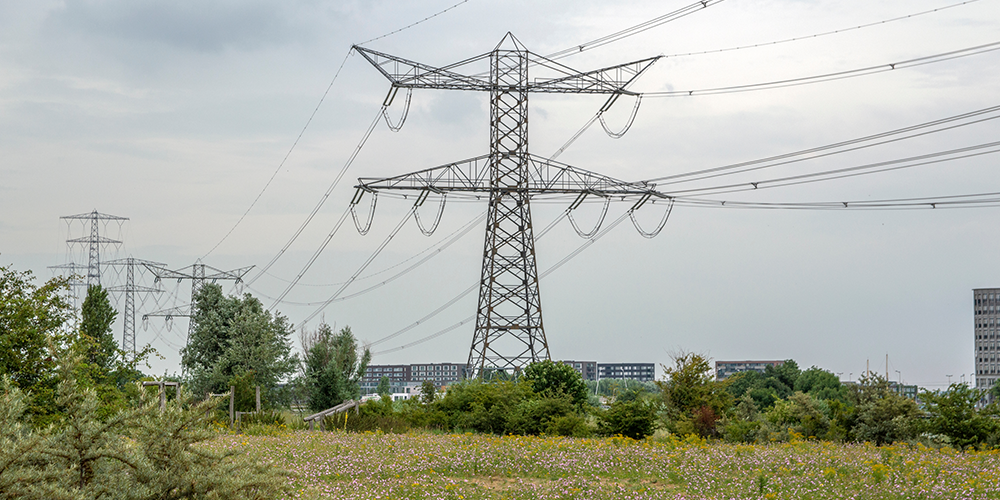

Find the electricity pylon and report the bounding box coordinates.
[50,210,128,296]
[353,34,670,378]
[143,262,254,346]
[105,258,165,360]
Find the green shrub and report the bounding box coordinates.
[597,398,658,439]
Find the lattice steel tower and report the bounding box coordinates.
[353,34,669,378]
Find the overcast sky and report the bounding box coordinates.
[2,0,999,387]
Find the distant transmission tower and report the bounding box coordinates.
[352,34,671,378]
[54,210,128,288]
[105,258,164,359]
[143,262,254,346]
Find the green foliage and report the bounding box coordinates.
[420,380,437,405]
[586,378,657,398]
[794,366,847,402]
[376,376,391,400]
[182,285,298,404]
[722,395,763,443]
[920,383,1000,448]
[0,265,73,424]
[597,398,658,439]
[764,391,831,440]
[522,360,589,408]
[657,352,732,437]
[0,357,290,500]
[301,324,370,412]
[847,373,920,445]
[77,285,118,374]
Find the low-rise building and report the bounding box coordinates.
[360,362,468,392]
[715,360,785,380]
[597,363,655,382]
[560,360,598,381]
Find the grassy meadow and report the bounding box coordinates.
[207,430,1000,500]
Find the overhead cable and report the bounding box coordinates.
[663,0,981,59]
[203,0,473,258]
[252,211,487,307]
[372,210,633,355]
[664,140,1000,197]
[673,191,1000,210]
[643,103,1000,184]
[202,48,353,259]
[248,108,384,286]
[642,40,1000,98]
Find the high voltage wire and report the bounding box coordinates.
[372,210,632,355]
[251,211,486,307]
[661,0,981,59]
[366,209,572,348]
[257,210,487,288]
[201,0,474,259]
[642,40,1000,97]
[248,108,384,287]
[674,191,1000,210]
[663,140,1000,197]
[544,0,726,60]
[644,104,1000,185]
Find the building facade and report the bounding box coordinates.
[715,360,785,380]
[974,288,999,398]
[560,360,598,381]
[597,363,655,382]
[360,363,468,393]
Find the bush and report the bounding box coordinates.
[598,398,658,439]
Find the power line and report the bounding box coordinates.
[372,211,632,355]
[202,0,474,259]
[248,108,384,286]
[202,49,353,260]
[662,0,981,59]
[673,190,1000,211]
[544,0,727,60]
[643,103,1000,184]
[252,211,486,307]
[357,0,473,46]
[663,140,1000,196]
[642,40,1000,98]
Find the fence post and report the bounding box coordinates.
[159,382,166,413]
[229,386,235,427]
[255,386,261,413]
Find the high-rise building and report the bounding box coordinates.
[974,288,999,398]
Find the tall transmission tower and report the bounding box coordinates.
[56,210,128,288]
[105,258,165,359]
[143,262,254,346]
[352,34,671,378]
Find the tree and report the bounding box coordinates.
[657,352,732,437]
[77,285,118,375]
[420,380,437,405]
[597,398,658,439]
[0,355,289,500]
[182,285,298,405]
[302,324,370,412]
[921,384,1000,448]
[0,265,73,424]
[376,376,391,400]
[794,366,846,403]
[522,360,589,407]
[847,373,920,445]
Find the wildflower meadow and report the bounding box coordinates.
[210,430,1000,500]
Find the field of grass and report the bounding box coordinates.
[207,430,1000,499]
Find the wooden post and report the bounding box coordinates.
[255,386,261,413]
[159,382,166,413]
[229,386,235,427]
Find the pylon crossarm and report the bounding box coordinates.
[353,46,492,90]
[526,55,660,94]
[357,153,668,198]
